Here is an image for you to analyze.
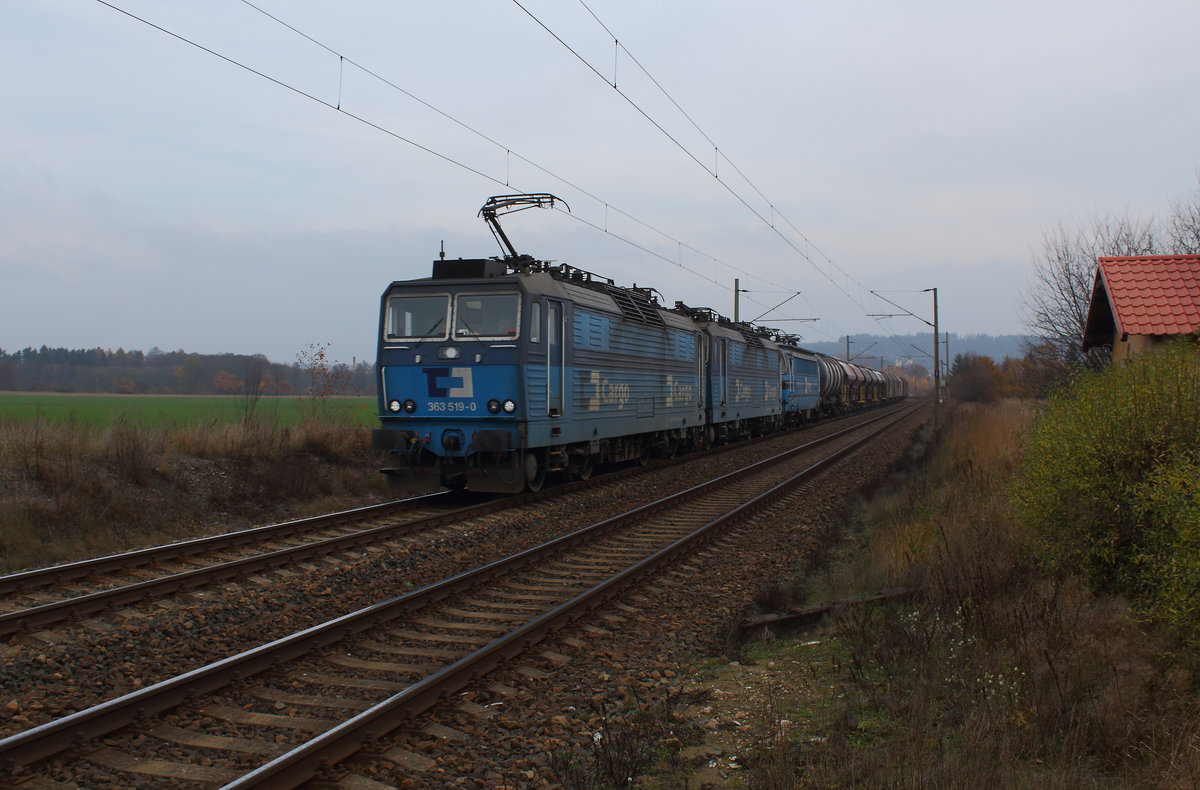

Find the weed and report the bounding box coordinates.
[550,689,700,788]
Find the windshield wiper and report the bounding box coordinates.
[417,317,445,338]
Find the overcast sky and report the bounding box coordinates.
[3,0,1198,367]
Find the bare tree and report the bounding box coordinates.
[1021,213,1160,370]
[239,354,269,425]
[1167,176,1200,254]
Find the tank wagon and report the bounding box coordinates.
[373,195,907,493]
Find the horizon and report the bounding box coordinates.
[1,330,1038,369]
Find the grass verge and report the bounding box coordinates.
[673,400,1200,789]
[0,414,390,573]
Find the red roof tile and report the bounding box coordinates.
[1096,255,1200,336]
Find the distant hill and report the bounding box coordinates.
[798,333,1035,366]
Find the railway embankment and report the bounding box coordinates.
[673,350,1200,790]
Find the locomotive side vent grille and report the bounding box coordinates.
[606,286,666,327]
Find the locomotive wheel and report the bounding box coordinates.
[524,451,546,492]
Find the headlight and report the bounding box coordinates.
[387,399,402,413]
[437,347,461,359]
[487,399,501,414]
[403,399,417,413]
[502,399,517,414]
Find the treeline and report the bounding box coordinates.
[0,346,376,396]
[947,343,1071,402]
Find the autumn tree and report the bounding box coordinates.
[212,370,243,394]
[948,353,1002,403]
[174,355,206,392]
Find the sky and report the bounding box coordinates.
[2,0,1198,367]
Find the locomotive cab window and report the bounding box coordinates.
[453,293,520,339]
[386,294,449,340]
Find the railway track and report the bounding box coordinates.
[0,406,897,639]
[0,402,918,788]
[0,493,470,638]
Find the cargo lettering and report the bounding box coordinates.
[665,375,695,407]
[587,371,630,411]
[731,378,751,403]
[731,378,776,403]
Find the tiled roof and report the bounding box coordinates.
[1095,255,1200,336]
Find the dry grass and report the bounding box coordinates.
[736,400,1200,789]
[0,415,389,573]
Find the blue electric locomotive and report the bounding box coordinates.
[374,255,709,492]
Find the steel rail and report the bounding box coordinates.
[0,403,915,772]
[0,492,454,595]
[225,404,921,788]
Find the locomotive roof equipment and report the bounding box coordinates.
[478,193,568,267]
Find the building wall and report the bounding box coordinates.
[1111,333,1163,362]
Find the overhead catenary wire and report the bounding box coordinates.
[92,0,497,185]
[520,0,879,311]
[89,0,922,351]
[546,1,928,356]
[237,0,767,291]
[511,0,941,359]
[90,0,798,319]
[234,0,820,320]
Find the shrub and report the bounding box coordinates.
[1013,339,1200,632]
[948,353,1002,403]
[1133,449,1200,648]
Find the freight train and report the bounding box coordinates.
[372,195,906,493]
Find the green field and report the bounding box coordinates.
[0,394,379,428]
